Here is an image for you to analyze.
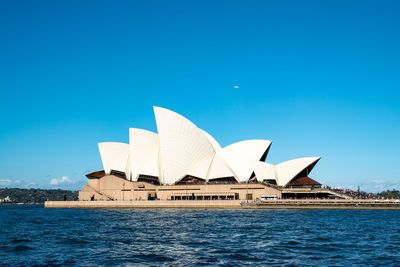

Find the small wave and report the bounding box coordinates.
[10,238,31,244]
[56,237,90,245]
[285,240,300,246]
[2,207,400,265]
[9,245,34,252]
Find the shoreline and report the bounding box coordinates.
[45,200,400,210]
[0,203,43,205]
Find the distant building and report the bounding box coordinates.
[79,107,345,201]
[0,196,12,203]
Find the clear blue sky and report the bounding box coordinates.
[1,0,399,192]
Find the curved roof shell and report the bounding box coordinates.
[275,157,320,186]
[98,142,129,175]
[128,128,160,182]
[207,154,237,181]
[184,154,214,180]
[154,107,216,184]
[200,129,222,151]
[218,140,272,182]
[254,161,276,181]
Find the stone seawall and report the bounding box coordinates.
[45,200,242,209]
[45,200,400,209]
[242,203,400,210]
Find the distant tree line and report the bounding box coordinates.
[375,189,400,199]
[0,188,78,203]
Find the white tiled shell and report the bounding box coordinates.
[200,129,221,151]
[184,154,214,180]
[254,161,277,182]
[207,154,237,181]
[218,140,272,182]
[154,107,216,185]
[98,142,129,175]
[275,157,320,186]
[128,128,160,182]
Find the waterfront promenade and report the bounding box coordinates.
[45,199,400,209]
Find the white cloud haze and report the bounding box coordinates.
[0,179,12,186]
[0,179,37,188]
[50,176,74,185]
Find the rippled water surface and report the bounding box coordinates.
[1,205,400,266]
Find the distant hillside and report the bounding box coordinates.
[0,188,78,204]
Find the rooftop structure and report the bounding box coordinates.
[97,107,320,186]
[79,107,333,202]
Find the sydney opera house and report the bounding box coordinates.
[79,107,341,202]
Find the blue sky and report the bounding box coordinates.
[1,0,399,192]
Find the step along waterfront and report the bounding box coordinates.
[45,199,400,210]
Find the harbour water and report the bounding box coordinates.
[1,205,400,266]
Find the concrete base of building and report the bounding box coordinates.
[79,174,283,202]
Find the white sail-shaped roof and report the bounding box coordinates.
[128,128,160,182]
[207,154,237,181]
[254,161,276,181]
[98,142,129,175]
[95,107,321,187]
[275,157,320,186]
[185,154,214,180]
[200,129,221,151]
[154,107,216,184]
[218,140,272,181]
